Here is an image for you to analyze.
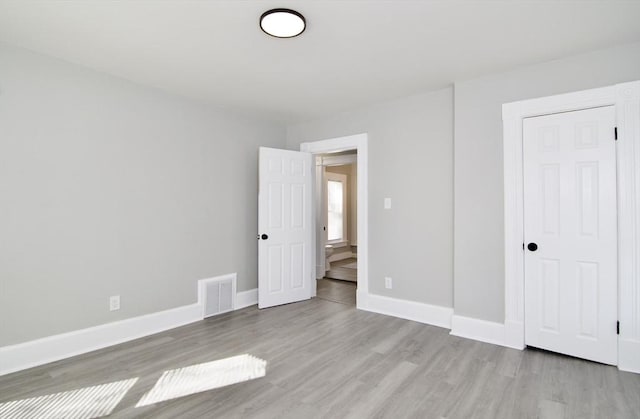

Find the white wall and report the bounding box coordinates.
[454,41,640,323]
[288,87,454,308]
[0,44,285,346]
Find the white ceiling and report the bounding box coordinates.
[1,1,640,123]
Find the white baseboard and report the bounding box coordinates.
[235,288,258,309]
[618,338,640,373]
[0,275,258,376]
[357,292,452,329]
[0,303,202,376]
[504,319,525,350]
[455,316,639,372]
[450,315,512,348]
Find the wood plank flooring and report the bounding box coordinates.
[317,278,356,306]
[1,281,639,418]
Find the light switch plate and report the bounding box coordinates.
[384,198,392,209]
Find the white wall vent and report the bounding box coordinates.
[198,274,236,318]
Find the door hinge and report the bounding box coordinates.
[617,321,620,335]
[614,127,618,140]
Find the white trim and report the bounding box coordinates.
[0,303,202,376]
[328,252,357,263]
[321,154,357,166]
[301,133,369,309]
[616,81,640,373]
[618,339,640,374]
[450,315,520,349]
[327,240,350,248]
[235,288,258,309]
[502,81,640,371]
[314,157,326,281]
[1,276,259,376]
[358,292,452,329]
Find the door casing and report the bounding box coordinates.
[502,81,640,373]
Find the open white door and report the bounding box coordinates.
[258,147,313,309]
[523,106,617,365]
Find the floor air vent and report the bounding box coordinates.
[199,274,236,318]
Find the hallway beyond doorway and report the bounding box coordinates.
[324,257,357,283]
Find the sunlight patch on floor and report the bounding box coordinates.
[0,378,138,419]
[136,354,267,407]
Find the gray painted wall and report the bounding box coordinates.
[3,39,639,349]
[454,41,640,323]
[0,45,285,346]
[287,88,454,308]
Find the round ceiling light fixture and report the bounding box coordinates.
[260,8,306,38]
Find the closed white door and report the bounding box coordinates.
[258,147,313,309]
[523,106,617,365]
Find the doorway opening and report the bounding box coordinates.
[317,151,357,306]
[300,133,369,310]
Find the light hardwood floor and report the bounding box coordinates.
[1,282,639,418]
[317,278,356,306]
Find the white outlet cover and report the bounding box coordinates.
[110,295,120,311]
[384,277,392,289]
[384,198,391,209]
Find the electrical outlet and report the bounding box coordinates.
[385,277,393,289]
[384,198,392,209]
[109,295,120,311]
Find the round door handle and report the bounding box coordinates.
[527,242,538,251]
[261,234,269,240]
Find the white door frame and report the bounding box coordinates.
[300,133,369,308]
[502,81,640,373]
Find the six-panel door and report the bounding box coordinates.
[258,147,313,309]
[523,106,617,365]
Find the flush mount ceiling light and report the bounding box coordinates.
[260,8,306,38]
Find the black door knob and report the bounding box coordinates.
[261,234,269,240]
[527,242,538,251]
